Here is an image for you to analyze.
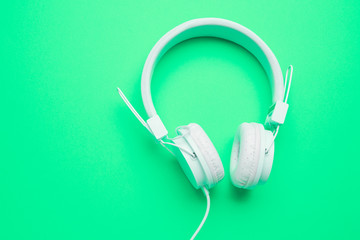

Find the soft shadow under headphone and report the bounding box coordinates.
[118,18,293,239]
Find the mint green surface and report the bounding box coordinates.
[1,1,359,239]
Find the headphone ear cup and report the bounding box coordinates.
[187,123,224,187]
[230,123,272,189]
[174,123,224,189]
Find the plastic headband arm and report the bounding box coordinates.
[117,88,196,158]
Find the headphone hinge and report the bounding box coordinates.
[146,114,168,140]
[265,100,289,130]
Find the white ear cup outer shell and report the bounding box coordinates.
[172,123,224,189]
[230,123,274,189]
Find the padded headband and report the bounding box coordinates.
[141,18,285,119]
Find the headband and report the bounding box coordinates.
[142,18,285,113]
[119,18,291,140]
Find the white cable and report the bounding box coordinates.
[265,125,279,154]
[190,187,210,240]
[160,140,196,158]
[284,65,293,103]
[159,141,177,157]
[265,65,293,154]
[117,87,150,132]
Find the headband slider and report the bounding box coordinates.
[265,100,288,129]
[147,115,168,139]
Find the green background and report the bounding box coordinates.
[1,1,359,239]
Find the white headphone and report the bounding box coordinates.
[118,18,292,239]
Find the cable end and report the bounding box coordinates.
[190,187,210,240]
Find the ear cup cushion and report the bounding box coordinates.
[187,123,224,184]
[230,123,261,188]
